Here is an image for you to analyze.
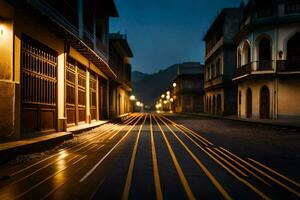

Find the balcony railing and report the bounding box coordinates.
[285,1,300,14]
[277,60,300,72]
[254,60,273,71]
[235,64,251,77]
[235,61,274,78]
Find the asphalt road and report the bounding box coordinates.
[0,113,299,200]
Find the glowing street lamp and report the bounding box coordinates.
[161,94,165,98]
[170,98,174,102]
[130,95,136,101]
[166,95,170,100]
[136,101,141,107]
[173,83,177,88]
[166,91,170,95]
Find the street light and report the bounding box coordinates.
[173,83,177,88]
[170,98,174,102]
[129,95,136,101]
[136,101,141,107]
[166,91,170,95]
[161,94,165,98]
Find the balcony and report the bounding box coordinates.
[235,64,251,77]
[204,75,224,89]
[234,61,275,78]
[254,60,273,71]
[205,37,224,60]
[277,60,300,72]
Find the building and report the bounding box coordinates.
[203,8,242,115]
[109,33,133,118]
[0,0,118,138]
[233,0,300,120]
[171,62,204,113]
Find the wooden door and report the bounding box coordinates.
[90,72,97,121]
[21,35,57,134]
[66,57,76,126]
[77,64,86,123]
[260,86,270,119]
[246,88,252,118]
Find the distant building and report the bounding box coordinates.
[171,62,204,113]
[109,33,133,117]
[0,0,118,138]
[203,8,243,115]
[233,0,300,120]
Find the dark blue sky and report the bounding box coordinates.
[110,0,244,74]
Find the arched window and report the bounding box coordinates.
[260,86,270,119]
[243,42,251,65]
[287,32,300,66]
[237,49,242,68]
[246,88,252,118]
[258,37,272,69]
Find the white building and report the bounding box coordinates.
[233,0,300,120]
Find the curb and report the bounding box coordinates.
[178,113,300,130]
[0,113,131,164]
[0,132,73,164]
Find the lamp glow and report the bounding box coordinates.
[129,95,136,101]
[173,83,177,87]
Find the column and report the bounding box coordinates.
[57,52,66,131]
[86,68,91,123]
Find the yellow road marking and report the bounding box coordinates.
[156,114,232,200]
[122,114,147,200]
[219,147,300,197]
[80,114,144,182]
[153,115,196,200]
[247,158,300,188]
[159,115,271,200]
[205,148,248,177]
[213,148,270,186]
[159,115,213,146]
[150,114,163,200]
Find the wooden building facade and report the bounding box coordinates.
[0,0,119,138]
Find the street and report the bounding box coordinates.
[0,113,299,200]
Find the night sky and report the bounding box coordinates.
[110,0,245,74]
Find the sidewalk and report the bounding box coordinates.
[0,132,73,164]
[0,113,130,164]
[180,112,300,129]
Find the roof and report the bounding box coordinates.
[109,33,133,57]
[203,8,242,41]
[177,62,204,75]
